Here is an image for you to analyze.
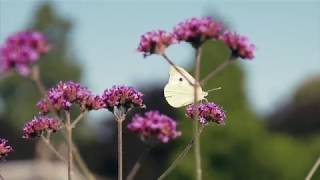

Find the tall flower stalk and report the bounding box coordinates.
[102,85,145,180]
[193,47,202,180]
[114,108,126,180]
[65,111,73,180]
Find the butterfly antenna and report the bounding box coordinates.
[207,87,222,92]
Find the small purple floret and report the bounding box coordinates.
[102,85,144,113]
[0,138,13,160]
[37,81,105,113]
[137,30,175,57]
[219,31,255,60]
[186,102,226,125]
[173,16,222,47]
[22,116,62,139]
[128,111,181,143]
[0,31,50,76]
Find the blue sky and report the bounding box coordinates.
[1,0,320,117]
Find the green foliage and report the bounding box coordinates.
[166,40,320,180]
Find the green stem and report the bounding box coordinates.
[157,127,204,180]
[193,47,202,180]
[126,146,152,180]
[200,56,233,86]
[115,111,126,180]
[305,156,320,180]
[72,143,96,180]
[40,136,66,162]
[66,111,73,180]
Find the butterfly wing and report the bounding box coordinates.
[164,83,195,108]
[164,65,207,108]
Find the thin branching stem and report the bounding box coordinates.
[30,65,47,96]
[65,111,73,180]
[193,47,202,180]
[162,53,194,86]
[71,111,87,128]
[305,156,320,180]
[200,56,233,86]
[40,135,66,162]
[71,142,96,180]
[115,110,126,180]
[126,146,152,180]
[30,65,95,179]
[157,126,204,180]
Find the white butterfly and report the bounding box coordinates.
[164,65,209,108]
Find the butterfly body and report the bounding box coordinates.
[164,65,208,108]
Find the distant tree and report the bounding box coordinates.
[268,75,320,136]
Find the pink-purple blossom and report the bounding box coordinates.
[128,111,181,143]
[0,31,50,76]
[102,85,145,113]
[137,30,176,57]
[186,102,226,125]
[37,81,104,113]
[219,31,255,60]
[173,16,222,47]
[23,116,62,139]
[0,138,13,160]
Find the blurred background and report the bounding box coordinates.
[0,0,319,179]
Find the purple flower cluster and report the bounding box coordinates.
[37,81,105,113]
[128,111,181,143]
[0,31,50,76]
[219,31,255,60]
[137,16,256,60]
[137,30,176,57]
[102,85,145,112]
[173,16,222,47]
[22,116,62,139]
[186,102,226,125]
[0,138,13,160]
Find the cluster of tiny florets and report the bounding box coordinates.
[186,102,226,125]
[137,30,176,57]
[37,81,105,113]
[128,111,181,143]
[137,16,256,60]
[219,31,255,60]
[173,16,222,47]
[0,31,50,76]
[102,85,145,112]
[0,138,13,160]
[22,116,62,139]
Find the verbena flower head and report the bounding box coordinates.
[219,31,255,60]
[0,138,13,160]
[173,16,222,47]
[0,31,50,76]
[128,111,181,143]
[186,102,226,125]
[82,95,106,111]
[137,30,175,57]
[102,85,145,113]
[23,115,62,139]
[37,81,104,113]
